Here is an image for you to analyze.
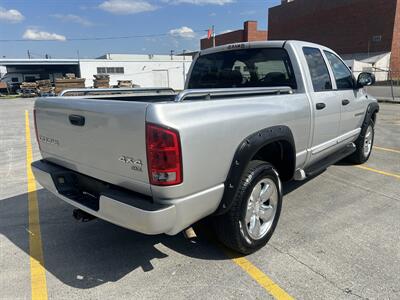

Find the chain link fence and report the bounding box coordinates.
[354,69,400,102]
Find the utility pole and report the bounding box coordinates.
[182,50,186,83]
[212,25,216,48]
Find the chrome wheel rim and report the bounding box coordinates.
[245,178,278,240]
[363,125,373,157]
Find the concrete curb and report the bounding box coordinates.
[377,98,400,104]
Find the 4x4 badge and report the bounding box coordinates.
[119,156,143,171]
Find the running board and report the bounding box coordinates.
[304,143,356,177]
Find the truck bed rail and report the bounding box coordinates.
[175,86,293,102]
[59,87,176,97]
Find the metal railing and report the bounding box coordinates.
[59,87,176,97]
[174,86,293,102]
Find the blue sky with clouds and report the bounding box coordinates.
[0,0,280,59]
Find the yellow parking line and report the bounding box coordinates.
[25,110,48,300]
[355,165,400,180]
[374,146,400,154]
[225,250,293,300]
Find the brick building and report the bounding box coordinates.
[268,0,400,77]
[200,21,267,50]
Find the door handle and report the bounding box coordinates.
[316,103,326,110]
[69,115,85,126]
[342,99,350,106]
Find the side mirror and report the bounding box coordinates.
[357,72,375,88]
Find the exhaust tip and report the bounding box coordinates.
[73,209,96,222]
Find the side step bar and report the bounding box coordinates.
[297,143,356,179]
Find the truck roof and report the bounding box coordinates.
[199,40,333,56]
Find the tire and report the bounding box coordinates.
[213,160,282,254]
[347,118,375,164]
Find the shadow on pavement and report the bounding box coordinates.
[0,189,226,289]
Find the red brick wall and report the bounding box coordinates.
[390,0,400,74]
[201,30,244,49]
[268,0,398,55]
[200,21,268,50]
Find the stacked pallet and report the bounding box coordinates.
[65,73,76,79]
[20,82,38,97]
[117,80,133,88]
[36,79,53,95]
[93,74,110,88]
[55,75,85,95]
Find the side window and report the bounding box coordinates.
[324,51,354,90]
[303,47,332,92]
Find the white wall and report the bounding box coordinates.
[79,56,192,90]
[0,66,6,78]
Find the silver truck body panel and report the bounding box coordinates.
[35,97,152,195]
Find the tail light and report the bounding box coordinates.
[146,123,182,186]
[33,109,41,150]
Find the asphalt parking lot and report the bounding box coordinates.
[0,99,399,300]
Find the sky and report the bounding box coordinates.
[0,0,280,59]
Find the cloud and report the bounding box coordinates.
[51,14,93,26]
[0,7,24,23]
[22,28,66,41]
[169,26,195,39]
[163,0,234,5]
[99,0,157,14]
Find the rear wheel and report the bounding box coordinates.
[214,160,282,254]
[348,118,375,164]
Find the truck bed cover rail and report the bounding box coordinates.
[175,86,293,102]
[59,87,176,97]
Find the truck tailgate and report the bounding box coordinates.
[34,97,151,195]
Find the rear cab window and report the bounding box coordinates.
[188,48,297,89]
[302,47,332,92]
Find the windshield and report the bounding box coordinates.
[188,48,297,89]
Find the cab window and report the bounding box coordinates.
[188,48,297,89]
[324,51,354,90]
[303,47,332,92]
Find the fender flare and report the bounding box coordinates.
[214,125,296,215]
[363,102,379,127]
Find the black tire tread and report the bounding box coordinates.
[213,160,278,254]
[347,117,375,164]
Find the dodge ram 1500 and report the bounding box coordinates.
[32,41,379,254]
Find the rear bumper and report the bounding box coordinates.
[31,160,224,235]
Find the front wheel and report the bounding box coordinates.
[348,118,375,164]
[213,160,282,254]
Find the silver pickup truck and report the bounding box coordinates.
[32,41,379,254]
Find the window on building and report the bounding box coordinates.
[115,67,124,74]
[96,67,124,74]
[11,77,19,83]
[303,47,332,92]
[372,35,382,42]
[188,48,297,89]
[324,51,354,90]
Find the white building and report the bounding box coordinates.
[80,54,192,89]
[0,53,193,90]
[343,52,391,82]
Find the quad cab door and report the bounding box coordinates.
[323,51,366,141]
[302,47,342,164]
